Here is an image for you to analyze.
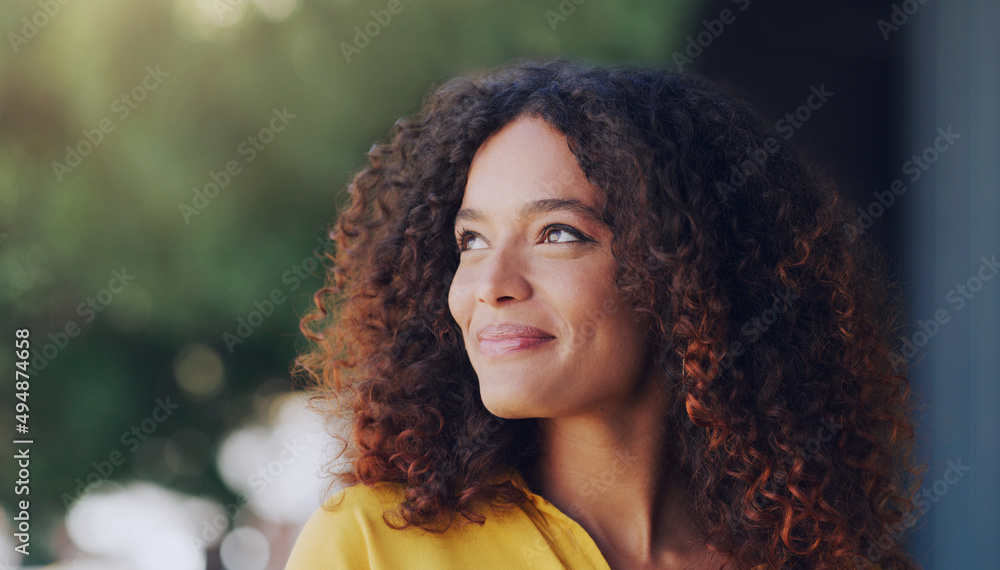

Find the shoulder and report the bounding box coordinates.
[283,472,603,570]
[284,481,408,570]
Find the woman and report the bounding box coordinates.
[285,59,923,569]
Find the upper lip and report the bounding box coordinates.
[476,323,555,341]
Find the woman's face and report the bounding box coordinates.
[448,115,653,419]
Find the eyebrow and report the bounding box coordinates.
[454,198,607,229]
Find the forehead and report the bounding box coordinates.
[461,115,601,211]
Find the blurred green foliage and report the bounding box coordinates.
[0,0,700,561]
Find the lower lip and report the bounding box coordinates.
[478,336,555,357]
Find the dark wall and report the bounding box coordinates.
[691,0,905,254]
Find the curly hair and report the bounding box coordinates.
[292,58,924,570]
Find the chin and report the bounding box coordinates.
[482,404,530,420]
[479,379,547,419]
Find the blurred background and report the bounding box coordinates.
[0,0,996,568]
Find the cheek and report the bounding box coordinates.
[559,288,617,346]
[564,282,643,353]
[447,271,473,325]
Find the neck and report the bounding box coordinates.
[522,374,709,567]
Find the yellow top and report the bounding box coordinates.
[284,470,863,569]
[284,469,616,569]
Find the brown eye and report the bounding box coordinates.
[542,225,585,244]
[457,230,488,251]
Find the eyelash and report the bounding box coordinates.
[455,224,590,252]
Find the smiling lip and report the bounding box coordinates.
[476,323,555,357]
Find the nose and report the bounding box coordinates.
[474,244,532,307]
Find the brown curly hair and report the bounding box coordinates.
[292,58,924,569]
